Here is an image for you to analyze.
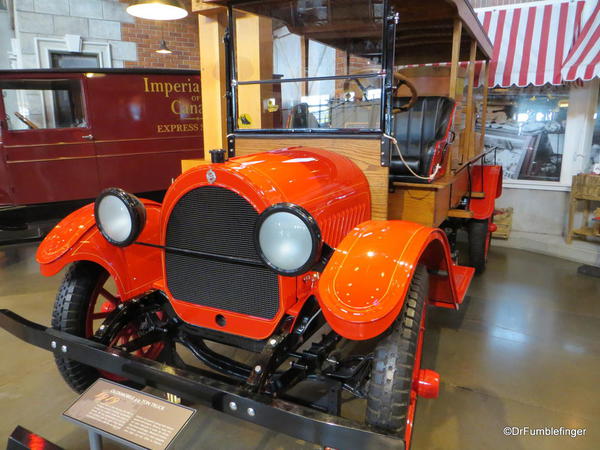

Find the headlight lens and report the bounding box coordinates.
[256,203,321,276]
[94,188,146,247]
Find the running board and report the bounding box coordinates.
[428,264,474,308]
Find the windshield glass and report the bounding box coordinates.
[232,0,385,132]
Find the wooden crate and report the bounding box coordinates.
[572,174,600,200]
[572,208,600,239]
[567,174,600,243]
[492,207,513,239]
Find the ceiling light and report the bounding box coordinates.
[127,0,188,21]
[155,40,173,54]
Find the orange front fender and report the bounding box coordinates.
[317,220,471,340]
[36,200,163,300]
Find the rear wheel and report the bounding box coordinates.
[51,262,164,393]
[366,265,428,447]
[467,218,492,275]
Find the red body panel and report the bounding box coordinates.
[317,220,472,340]
[0,70,203,207]
[470,165,503,219]
[85,73,202,193]
[36,199,162,300]
[35,146,472,342]
[428,104,457,180]
[159,148,371,339]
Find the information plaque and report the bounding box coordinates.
[63,379,195,450]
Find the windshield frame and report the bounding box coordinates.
[226,0,394,136]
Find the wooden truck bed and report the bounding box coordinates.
[388,169,471,227]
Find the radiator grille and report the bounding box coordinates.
[165,186,279,320]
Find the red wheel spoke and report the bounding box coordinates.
[99,288,120,305]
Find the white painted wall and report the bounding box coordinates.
[0,7,13,68]
[5,0,137,69]
[496,188,569,236]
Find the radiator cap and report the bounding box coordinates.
[209,149,226,164]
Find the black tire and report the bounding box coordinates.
[468,218,490,275]
[366,265,428,437]
[51,261,106,393]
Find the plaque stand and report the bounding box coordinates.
[88,430,103,450]
[62,415,147,450]
[62,379,196,450]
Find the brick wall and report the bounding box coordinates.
[120,11,199,69]
[334,49,375,96]
[470,0,545,8]
[119,0,198,69]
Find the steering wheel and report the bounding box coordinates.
[341,68,419,112]
[342,67,386,101]
[342,77,369,100]
[392,72,418,112]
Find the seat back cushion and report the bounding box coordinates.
[390,96,455,181]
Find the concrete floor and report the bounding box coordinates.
[0,243,598,449]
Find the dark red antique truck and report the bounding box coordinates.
[0,69,202,227]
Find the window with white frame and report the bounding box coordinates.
[35,36,111,69]
[478,82,600,190]
[479,85,569,183]
[50,51,101,69]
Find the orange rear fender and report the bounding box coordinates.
[36,200,163,300]
[470,165,503,220]
[317,220,465,340]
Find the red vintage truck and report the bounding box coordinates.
[0,69,202,228]
[0,0,501,448]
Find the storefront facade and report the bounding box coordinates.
[475,0,599,264]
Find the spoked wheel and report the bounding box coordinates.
[467,217,492,275]
[52,261,166,392]
[366,265,428,448]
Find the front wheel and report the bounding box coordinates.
[51,262,165,393]
[366,265,428,447]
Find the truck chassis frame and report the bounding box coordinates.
[0,290,405,449]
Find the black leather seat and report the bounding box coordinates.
[390,96,455,183]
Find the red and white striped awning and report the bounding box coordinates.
[561,1,600,82]
[477,0,586,87]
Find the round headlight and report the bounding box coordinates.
[255,203,322,276]
[94,188,146,247]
